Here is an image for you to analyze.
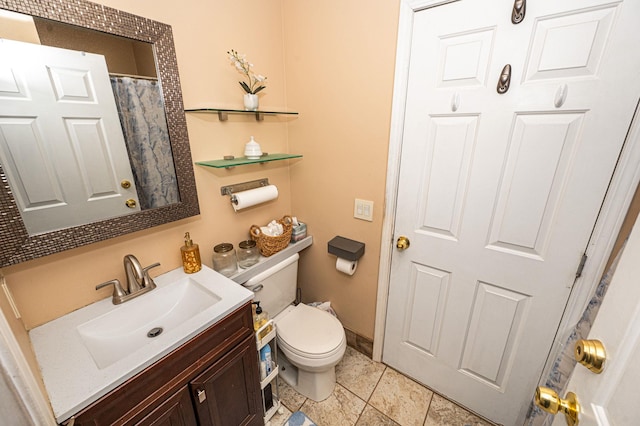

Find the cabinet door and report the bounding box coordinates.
[136,386,197,426]
[190,335,263,426]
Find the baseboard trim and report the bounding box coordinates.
[344,327,373,359]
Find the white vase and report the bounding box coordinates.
[243,93,259,111]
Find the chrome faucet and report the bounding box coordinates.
[124,254,145,293]
[96,254,160,304]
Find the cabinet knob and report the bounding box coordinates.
[197,389,207,403]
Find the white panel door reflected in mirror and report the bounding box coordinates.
[0,39,140,234]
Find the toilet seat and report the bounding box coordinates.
[276,304,345,359]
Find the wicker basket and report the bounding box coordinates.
[250,215,293,257]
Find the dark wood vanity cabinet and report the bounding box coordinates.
[136,386,197,426]
[190,335,262,426]
[72,302,263,426]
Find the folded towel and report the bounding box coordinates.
[260,220,284,236]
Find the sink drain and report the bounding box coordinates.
[147,327,163,338]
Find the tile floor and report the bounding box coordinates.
[267,346,494,426]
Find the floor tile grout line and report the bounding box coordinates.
[284,347,492,426]
[338,358,387,426]
[279,356,495,426]
[423,390,435,426]
[338,383,367,426]
[333,348,381,424]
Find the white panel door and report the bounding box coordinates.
[553,217,640,425]
[383,0,640,424]
[0,39,139,235]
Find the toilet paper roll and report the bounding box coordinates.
[336,257,358,275]
[232,185,278,211]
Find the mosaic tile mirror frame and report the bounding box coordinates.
[0,0,199,267]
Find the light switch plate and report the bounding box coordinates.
[354,198,374,221]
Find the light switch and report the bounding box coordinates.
[354,199,374,221]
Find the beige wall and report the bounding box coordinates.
[283,1,400,339]
[0,0,400,393]
[0,9,40,43]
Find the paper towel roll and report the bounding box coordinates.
[336,257,358,275]
[232,185,278,211]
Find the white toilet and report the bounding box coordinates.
[243,253,346,401]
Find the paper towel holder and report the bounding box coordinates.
[328,236,365,261]
[220,178,270,196]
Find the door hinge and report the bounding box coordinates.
[575,253,588,278]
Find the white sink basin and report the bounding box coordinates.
[77,276,222,369]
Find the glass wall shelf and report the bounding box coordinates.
[185,108,298,121]
[196,153,302,169]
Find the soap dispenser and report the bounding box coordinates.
[181,232,202,274]
[252,301,267,331]
[252,301,272,338]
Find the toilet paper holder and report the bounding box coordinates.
[328,236,365,261]
[220,178,270,196]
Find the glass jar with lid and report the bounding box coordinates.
[237,240,259,269]
[212,243,237,277]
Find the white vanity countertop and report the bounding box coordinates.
[29,265,254,423]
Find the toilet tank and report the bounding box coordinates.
[242,253,299,316]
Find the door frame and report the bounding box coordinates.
[373,0,640,401]
[0,288,56,424]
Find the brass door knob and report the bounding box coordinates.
[535,387,580,426]
[125,199,137,208]
[575,339,606,373]
[396,236,410,250]
[121,179,132,189]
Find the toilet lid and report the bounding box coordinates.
[277,304,344,356]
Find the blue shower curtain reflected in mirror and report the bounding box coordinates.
[110,76,179,210]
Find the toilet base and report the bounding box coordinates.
[278,349,336,402]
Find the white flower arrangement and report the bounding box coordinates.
[227,49,267,95]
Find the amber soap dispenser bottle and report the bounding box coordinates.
[181,232,202,274]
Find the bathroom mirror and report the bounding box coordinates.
[0,0,199,267]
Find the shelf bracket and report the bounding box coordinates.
[219,111,261,121]
[220,178,269,196]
